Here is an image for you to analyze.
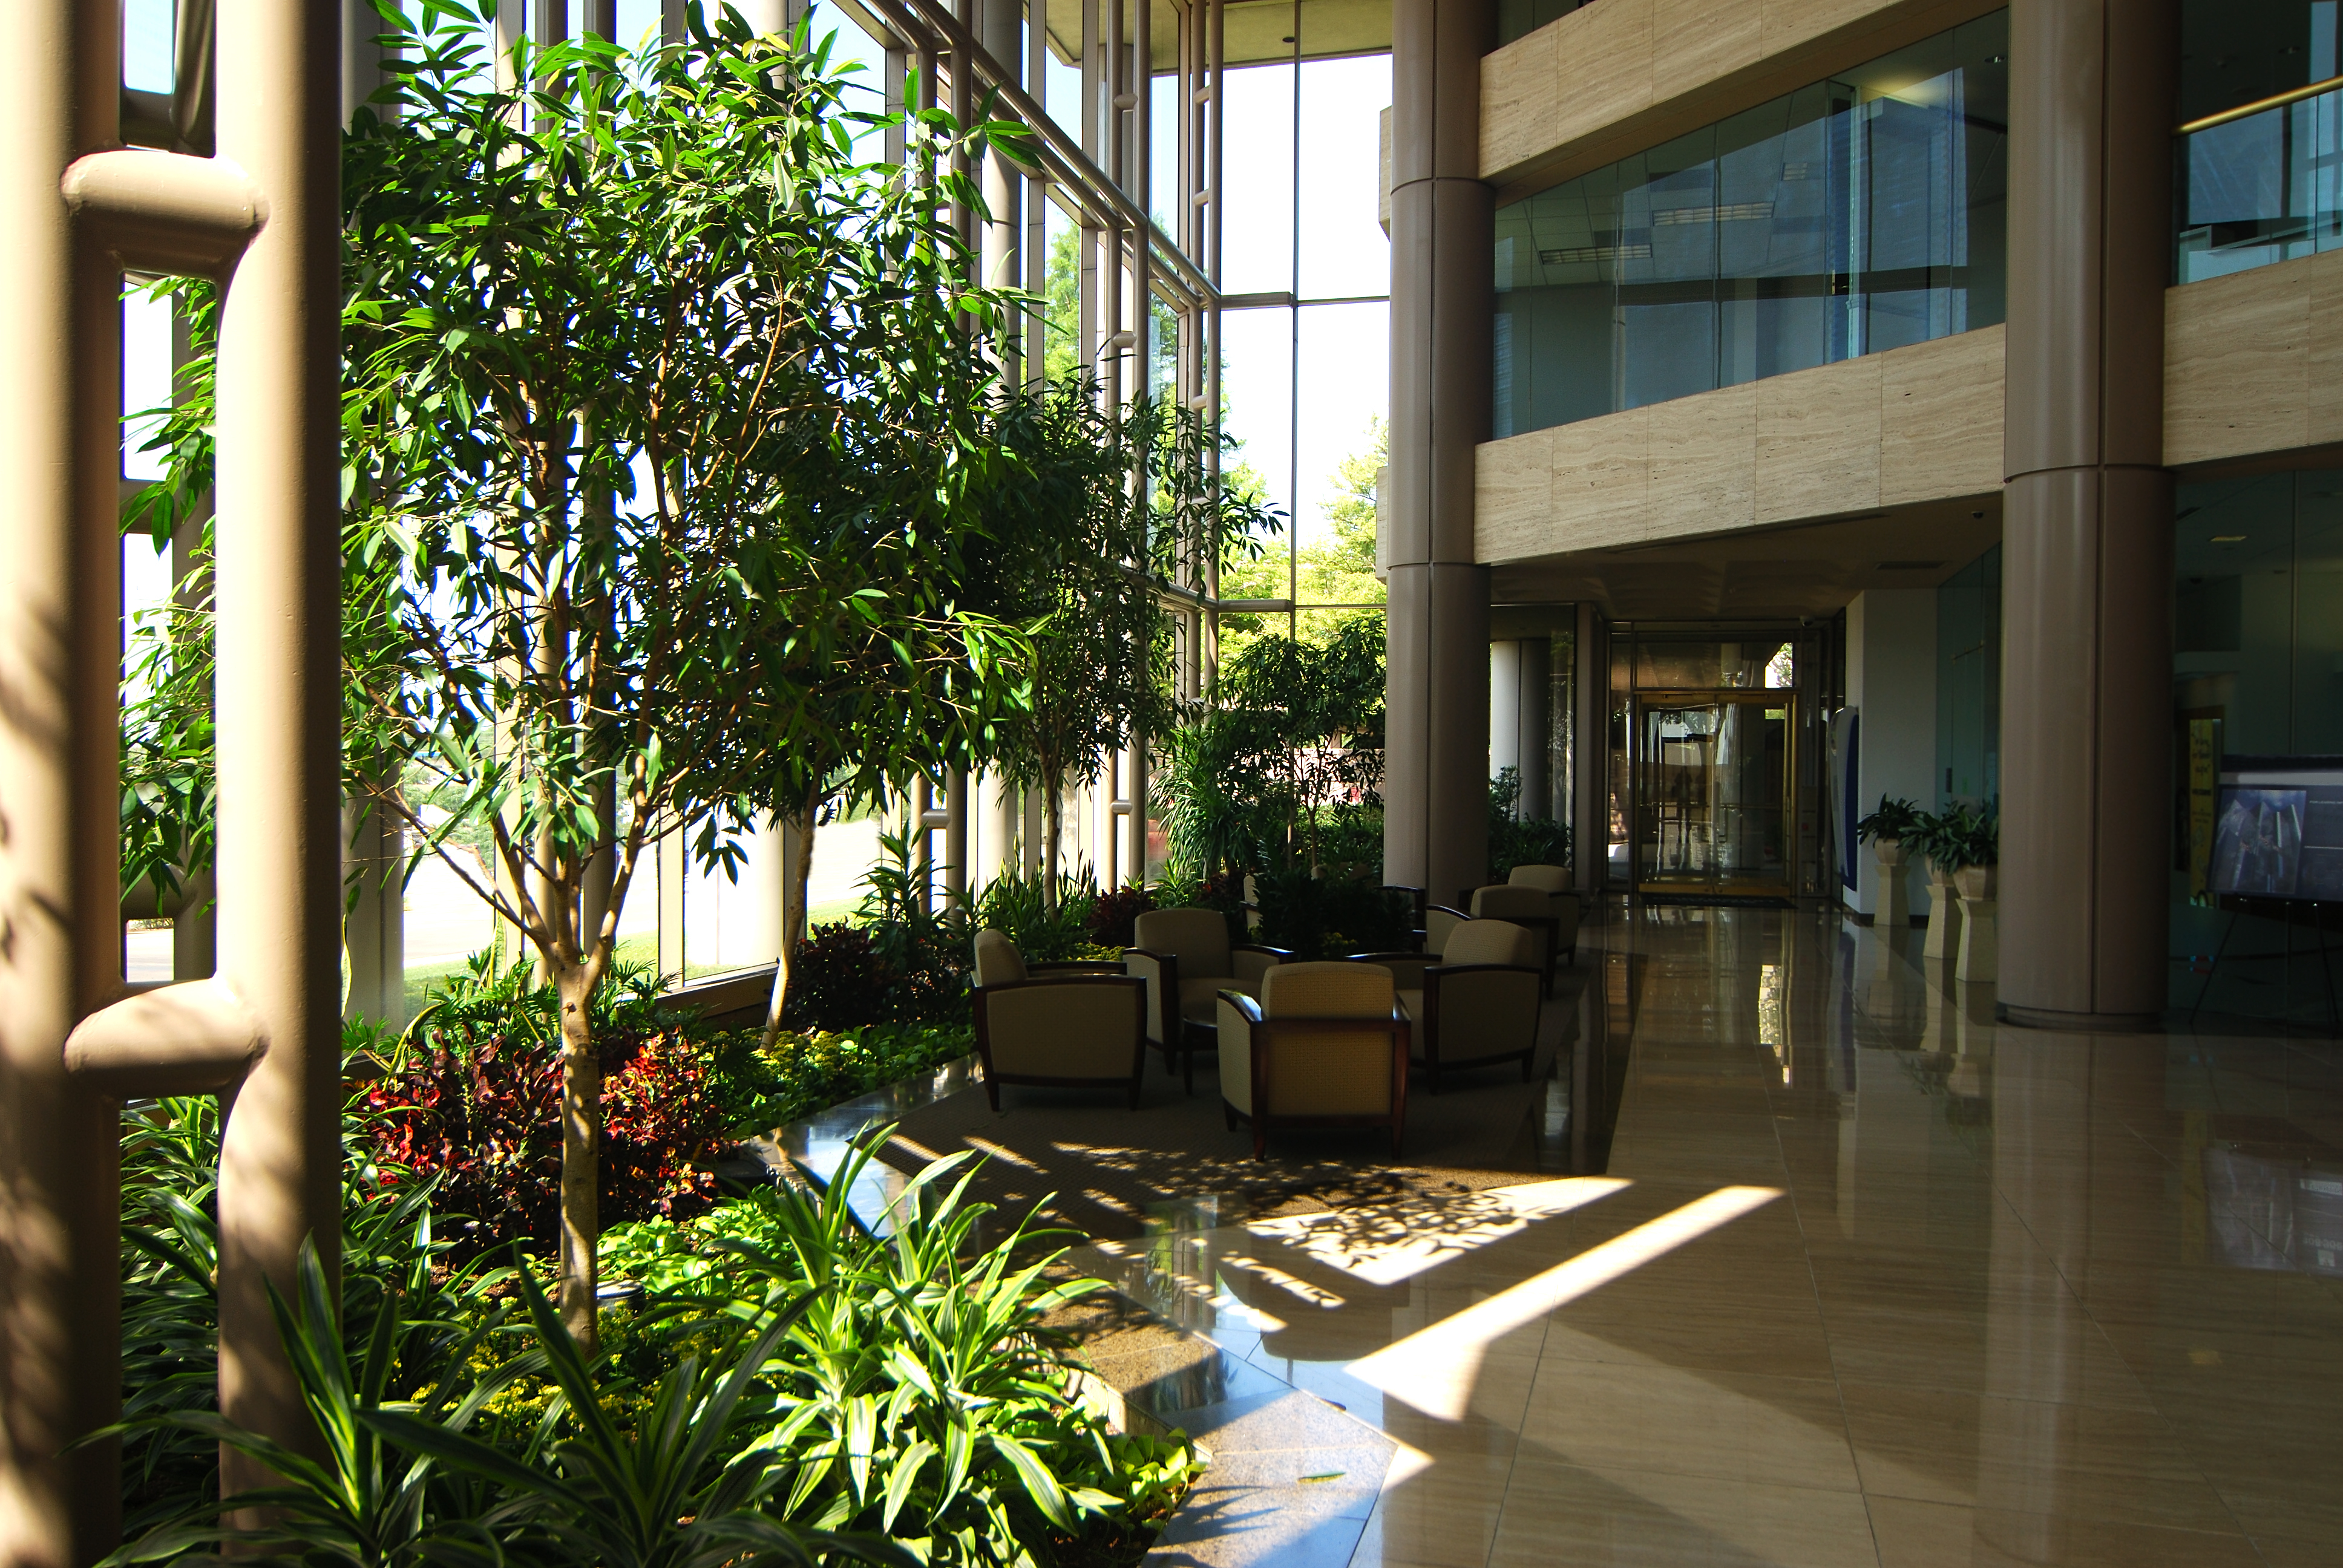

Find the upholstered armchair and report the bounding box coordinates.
[1407,919,1544,1093]
[970,929,1147,1111]
[1423,904,1470,959]
[1505,863,1582,959]
[1216,962,1411,1160]
[1126,907,1285,1093]
[1469,883,1562,993]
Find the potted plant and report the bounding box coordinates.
[1855,795,1925,929]
[1925,805,2000,982]
[1907,809,1961,961]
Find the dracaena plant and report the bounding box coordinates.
[122,0,1041,1350]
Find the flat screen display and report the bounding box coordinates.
[2212,760,2343,901]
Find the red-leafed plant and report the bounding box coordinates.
[1085,883,1156,950]
[364,1023,721,1264]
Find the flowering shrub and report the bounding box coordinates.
[364,1025,721,1261]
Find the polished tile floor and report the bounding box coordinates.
[1072,903,2343,1567]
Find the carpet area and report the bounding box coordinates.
[871,969,1589,1242]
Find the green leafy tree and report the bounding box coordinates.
[125,3,1027,1348]
[1217,417,1385,655]
[1161,615,1386,878]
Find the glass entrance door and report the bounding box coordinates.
[1633,692,1795,895]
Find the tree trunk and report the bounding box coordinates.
[554,961,601,1352]
[1042,770,1063,911]
[758,795,821,1048]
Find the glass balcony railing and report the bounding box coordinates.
[2175,76,2343,283]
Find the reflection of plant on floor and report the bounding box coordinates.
[111,1105,1192,1566]
[1487,766,1570,880]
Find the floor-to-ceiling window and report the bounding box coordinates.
[1210,21,1391,650]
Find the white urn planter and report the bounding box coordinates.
[1874,838,1910,933]
[1922,863,1962,961]
[1953,863,1997,984]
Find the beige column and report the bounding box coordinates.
[1384,0,1493,907]
[211,0,348,1501]
[1516,637,1552,820]
[0,7,134,1555]
[1573,603,1608,892]
[342,791,405,1027]
[1999,0,2178,1030]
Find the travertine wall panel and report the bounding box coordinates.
[1757,356,1882,522]
[1880,324,2004,503]
[1481,0,2001,195]
[2163,255,2316,467]
[1475,262,2343,567]
[1647,384,1757,531]
[1476,330,2003,564]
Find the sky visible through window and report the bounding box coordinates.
[121,9,1391,632]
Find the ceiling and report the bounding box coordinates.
[1489,497,2004,619]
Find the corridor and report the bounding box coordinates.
[1083,904,2343,1566]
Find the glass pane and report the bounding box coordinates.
[807,4,892,156]
[2295,479,2343,755]
[1294,299,1386,587]
[1297,52,1392,299]
[1219,61,1296,295]
[1218,303,1295,531]
[125,0,174,93]
[615,0,664,47]
[1496,0,1590,48]
[1493,10,2007,432]
[1636,699,1791,888]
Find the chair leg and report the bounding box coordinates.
[1521,1051,1534,1082]
[1252,1122,1268,1160]
[1224,1100,1238,1131]
[1427,1065,1441,1096]
[1129,1076,1142,1111]
[986,1081,1000,1111]
[1182,1043,1196,1097]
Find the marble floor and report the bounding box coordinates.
[1067,902,2343,1567]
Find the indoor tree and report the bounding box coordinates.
[123,2,1029,1348]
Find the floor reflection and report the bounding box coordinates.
[1065,901,2343,1567]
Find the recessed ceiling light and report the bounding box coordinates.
[2211,534,2247,543]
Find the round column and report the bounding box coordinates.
[1999,0,2179,1030]
[1385,0,1493,906]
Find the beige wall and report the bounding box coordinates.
[2164,247,2343,471]
[1481,0,2002,198]
[1476,326,2005,563]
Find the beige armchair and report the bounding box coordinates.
[1470,884,1562,993]
[1423,904,1470,959]
[1216,962,1410,1160]
[1408,919,1544,1093]
[970,929,1147,1111]
[1506,863,1582,959]
[1126,907,1285,1093]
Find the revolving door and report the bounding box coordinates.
[1631,691,1796,896]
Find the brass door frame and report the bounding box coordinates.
[1629,689,1800,895]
